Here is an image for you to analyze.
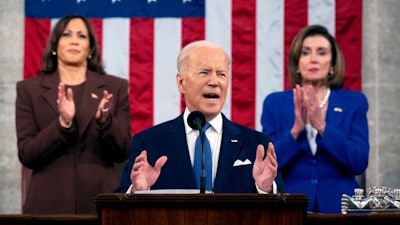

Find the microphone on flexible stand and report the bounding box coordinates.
[187,110,207,193]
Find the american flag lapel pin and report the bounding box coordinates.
[91,93,98,99]
[334,107,343,112]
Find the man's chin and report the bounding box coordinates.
[203,109,221,119]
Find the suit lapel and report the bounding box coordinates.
[164,115,198,185]
[42,73,60,114]
[78,71,104,136]
[213,115,242,191]
[326,90,345,128]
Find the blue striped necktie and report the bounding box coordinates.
[193,122,212,191]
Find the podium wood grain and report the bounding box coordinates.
[95,193,309,225]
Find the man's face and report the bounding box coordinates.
[177,46,229,121]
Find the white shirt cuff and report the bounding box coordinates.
[256,181,277,194]
[126,184,133,194]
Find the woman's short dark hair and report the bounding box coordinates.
[41,14,105,75]
[288,24,344,89]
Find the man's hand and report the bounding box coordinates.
[252,143,278,193]
[130,150,168,193]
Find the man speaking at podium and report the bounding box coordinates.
[116,40,284,194]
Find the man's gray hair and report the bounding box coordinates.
[177,40,230,73]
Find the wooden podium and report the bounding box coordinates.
[95,193,309,225]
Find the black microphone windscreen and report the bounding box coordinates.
[187,111,206,130]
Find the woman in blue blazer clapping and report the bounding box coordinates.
[261,24,369,214]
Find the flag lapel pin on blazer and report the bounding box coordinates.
[91,93,98,99]
[334,107,343,112]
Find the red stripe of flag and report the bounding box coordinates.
[284,0,308,90]
[88,19,103,57]
[129,18,154,135]
[335,0,362,91]
[24,18,50,78]
[231,0,257,129]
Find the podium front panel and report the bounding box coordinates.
[95,193,309,225]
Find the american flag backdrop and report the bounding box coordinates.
[24,0,362,134]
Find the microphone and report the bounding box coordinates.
[187,110,206,131]
[187,111,207,193]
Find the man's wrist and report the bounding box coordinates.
[255,181,277,194]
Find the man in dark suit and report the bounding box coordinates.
[116,40,284,194]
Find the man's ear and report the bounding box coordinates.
[176,73,185,94]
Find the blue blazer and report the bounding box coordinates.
[261,89,369,213]
[116,113,284,193]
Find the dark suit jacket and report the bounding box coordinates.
[116,113,284,193]
[16,71,131,214]
[261,89,369,213]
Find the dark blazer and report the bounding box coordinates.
[16,70,131,214]
[261,89,369,213]
[116,113,284,193]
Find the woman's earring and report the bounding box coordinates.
[296,69,300,74]
[88,55,92,59]
[330,68,334,75]
[52,51,56,56]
